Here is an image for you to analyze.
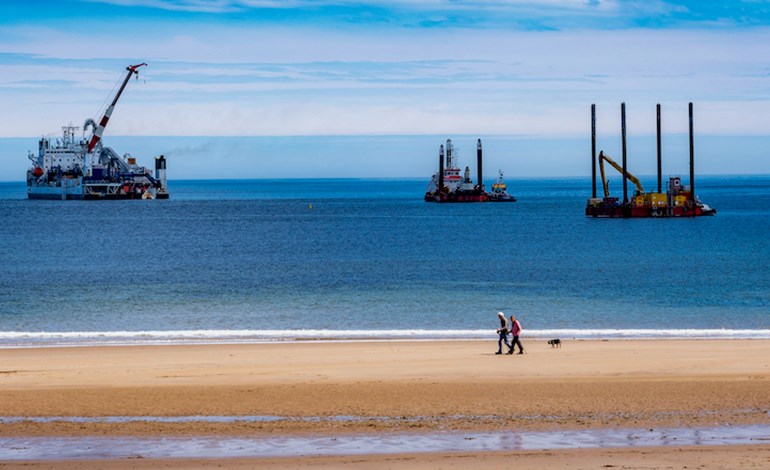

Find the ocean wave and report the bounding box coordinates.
[1,328,770,347]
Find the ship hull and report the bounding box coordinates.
[28,180,85,200]
[28,191,85,200]
[486,195,517,203]
[425,191,488,203]
[425,192,517,203]
[585,205,715,218]
[28,180,169,201]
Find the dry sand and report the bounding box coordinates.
[1,339,769,468]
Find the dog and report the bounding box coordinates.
[548,338,562,348]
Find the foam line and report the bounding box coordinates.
[1,328,770,347]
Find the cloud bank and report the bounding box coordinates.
[1,0,769,177]
[1,25,770,138]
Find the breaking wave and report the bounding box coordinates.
[1,328,769,347]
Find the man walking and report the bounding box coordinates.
[495,312,510,355]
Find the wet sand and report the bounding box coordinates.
[2,445,770,469]
[1,339,769,467]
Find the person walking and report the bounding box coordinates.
[507,315,525,355]
[495,312,511,355]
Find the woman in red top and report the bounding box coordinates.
[508,315,524,355]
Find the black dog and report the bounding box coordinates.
[548,338,562,348]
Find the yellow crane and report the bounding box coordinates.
[599,151,668,209]
[598,150,644,198]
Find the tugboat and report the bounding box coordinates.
[425,139,515,203]
[26,63,169,200]
[487,170,516,202]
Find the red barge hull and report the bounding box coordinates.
[586,203,714,218]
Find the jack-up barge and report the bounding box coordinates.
[425,139,516,203]
[586,102,715,218]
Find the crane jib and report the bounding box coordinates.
[86,63,147,153]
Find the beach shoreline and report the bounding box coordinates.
[3,328,770,348]
[1,339,769,467]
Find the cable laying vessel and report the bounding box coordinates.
[26,63,169,200]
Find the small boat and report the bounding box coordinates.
[486,170,516,202]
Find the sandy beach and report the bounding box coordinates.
[1,339,769,467]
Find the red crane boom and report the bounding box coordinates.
[87,63,147,153]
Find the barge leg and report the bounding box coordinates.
[621,102,629,217]
[689,102,695,217]
[591,104,597,200]
[438,144,445,197]
[657,104,662,194]
[476,139,483,192]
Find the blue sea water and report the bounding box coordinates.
[0,176,768,346]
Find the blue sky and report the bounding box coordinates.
[1,0,770,178]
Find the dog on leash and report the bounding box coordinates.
[548,338,562,348]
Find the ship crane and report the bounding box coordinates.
[87,63,147,153]
[598,150,644,198]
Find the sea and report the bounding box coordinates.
[1,176,768,347]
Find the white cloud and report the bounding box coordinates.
[83,0,243,13]
[2,23,770,138]
[86,0,619,12]
[78,0,683,21]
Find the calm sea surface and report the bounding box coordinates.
[1,176,768,346]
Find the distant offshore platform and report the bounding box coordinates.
[424,139,516,203]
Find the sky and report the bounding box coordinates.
[1,0,770,179]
